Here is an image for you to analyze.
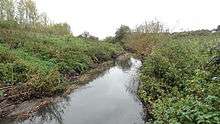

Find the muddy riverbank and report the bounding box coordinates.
[2,57,145,124]
[0,53,133,122]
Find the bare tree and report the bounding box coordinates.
[17,0,26,24]
[24,0,38,25]
[39,12,49,26]
[135,20,168,33]
[0,0,6,20]
[5,0,15,20]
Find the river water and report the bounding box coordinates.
[3,58,145,124]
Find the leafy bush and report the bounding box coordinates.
[27,68,66,95]
[0,20,19,29]
[123,33,169,56]
[153,96,220,124]
[0,25,123,95]
[138,33,220,123]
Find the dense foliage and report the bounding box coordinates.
[122,33,169,56]
[114,21,169,57]
[0,25,123,95]
[138,33,220,123]
[0,0,123,106]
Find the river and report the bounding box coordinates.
[2,58,145,124]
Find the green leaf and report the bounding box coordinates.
[0,90,3,97]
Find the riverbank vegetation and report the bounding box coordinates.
[1,0,220,122]
[0,0,123,112]
[118,22,220,123]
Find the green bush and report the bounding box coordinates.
[138,34,220,123]
[0,20,19,29]
[0,26,123,95]
[27,68,66,95]
[153,96,220,124]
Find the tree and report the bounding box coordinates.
[48,23,71,35]
[78,31,99,41]
[78,31,90,38]
[114,25,131,43]
[217,25,220,32]
[0,0,73,35]
[17,0,26,24]
[88,35,99,41]
[0,0,6,20]
[39,12,49,26]
[135,20,166,33]
[24,0,38,25]
[0,0,15,21]
[5,0,15,21]
[103,36,114,42]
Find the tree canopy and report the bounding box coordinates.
[114,25,131,43]
[217,25,220,31]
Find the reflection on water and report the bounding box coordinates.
[114,57,132,71]
[3,58,144,124]
[29,96,71,124]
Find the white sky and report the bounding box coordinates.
[35,0,220,39]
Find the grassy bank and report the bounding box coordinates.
[0,25,123,99]
[137,32,220,123]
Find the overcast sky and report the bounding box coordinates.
[35,0,220,38]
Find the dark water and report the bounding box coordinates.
[3,58,145,124]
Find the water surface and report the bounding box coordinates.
[4,58,145,124]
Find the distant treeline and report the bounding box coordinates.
[0,0,71,35]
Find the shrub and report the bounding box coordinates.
[153,96,220,124]
[27,68,65,94]
[0,20,19,29]
[0,26,123,96]
[138,33,220,123]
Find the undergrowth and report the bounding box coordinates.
[138,33,220,123]
[0,24,123,96]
